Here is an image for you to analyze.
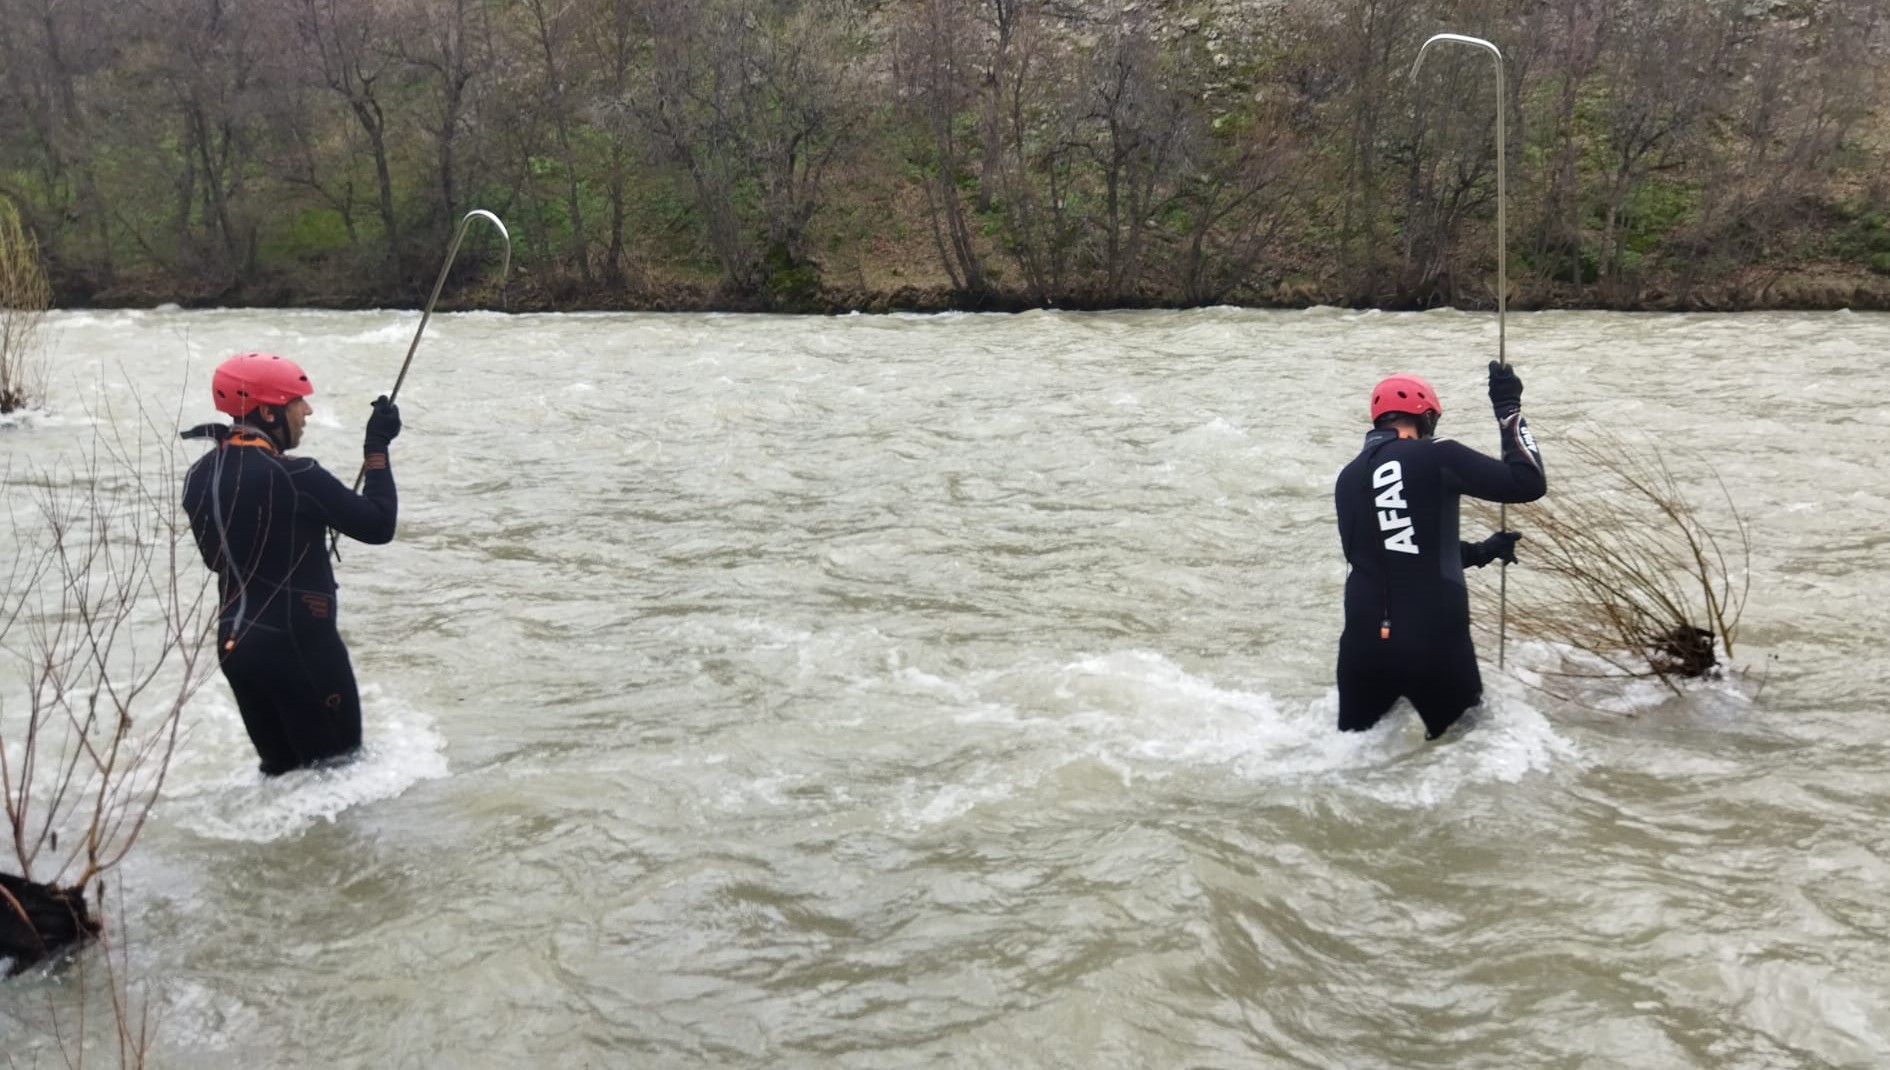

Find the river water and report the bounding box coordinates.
[2,307,1887,1067]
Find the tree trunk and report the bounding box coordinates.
[352,98,402,276]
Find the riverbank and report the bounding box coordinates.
[48,261,1890,316]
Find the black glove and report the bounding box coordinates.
[1488,361,1523,420]
[364,395,401,451]
[1464,530,1522,569]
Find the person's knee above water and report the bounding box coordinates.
[1331,361,1546,739]
[180,352,403,775]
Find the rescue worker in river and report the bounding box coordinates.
[1332,361,1545,739]
[182,353,402,774]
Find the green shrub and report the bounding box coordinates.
[264,208,352,263]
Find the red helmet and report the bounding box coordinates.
[211,352,313,417]
[1369,374,1441,422]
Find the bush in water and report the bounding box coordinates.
[1,424,217,980]
[1471,426,1748,693]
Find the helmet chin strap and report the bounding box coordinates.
[240,405,292,449]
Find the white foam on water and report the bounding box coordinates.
[1190,416,1248,438]
[890,663,979,702]
[163,683,448,843]
[899,776,1021,826]
[889,649,1576,824]
[1503,637,1760,721]
[1318,683,1575,809]
[716,775,793,811]
[1060,649,1574,807]
[0,408,93,431]
[335,321,418,346]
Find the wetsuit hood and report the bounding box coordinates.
[181,422,231,443]
[181,419,286,450]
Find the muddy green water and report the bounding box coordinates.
[3,308,1886,1068]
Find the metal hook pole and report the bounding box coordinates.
[382,209,513,410]
[1412,32,1512,667]
[332,209,512,560]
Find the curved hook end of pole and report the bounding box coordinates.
[461,209,514,284]
[386,209,514,404]
[1411,32,1503,82]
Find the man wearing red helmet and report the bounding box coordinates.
[1332,361,1545,739]
[181,352,402,775]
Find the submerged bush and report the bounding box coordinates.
[1473,426,1749,694]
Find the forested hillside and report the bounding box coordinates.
[1,0,1885,312]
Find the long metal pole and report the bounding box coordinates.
[1411,32,1511,667]
[332,209,512,559]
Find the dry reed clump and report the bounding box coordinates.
[1470,425,1749,693]
[0,201,51,415]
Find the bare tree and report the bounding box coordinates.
[639,0,870,301]
[1524,0,1606,287]
[1079,8,1187,298]
[0,0,121,286]
[981,2,1083,303]
[271,78,368,252]
[969,0,1043,216]
[1324,0,1426,304]
[1398,53,1502,306]
[892,0,991,296]
[121,0,271,291]
[1590,0,1733,296]
[398,0,496,249]
[293,0,408,278]
[640,0,750,289]
[1,421,216,975]
[520,0,594,285]
[1150,5,1306,306]
[1173,111,1302,306]
[582,0,650,287]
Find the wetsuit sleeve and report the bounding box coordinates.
[292,457,398,545]
[1436,414,1546,504]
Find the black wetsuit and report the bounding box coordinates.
[1333,413,1545,737]
[182,426,396,774]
